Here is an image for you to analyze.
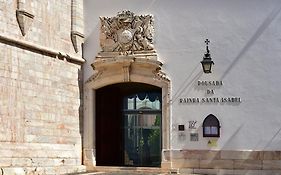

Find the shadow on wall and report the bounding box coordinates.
[171,63,202,104]
[220,4,281,80]
[78,66,84,137]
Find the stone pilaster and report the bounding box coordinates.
[71,0,84,53]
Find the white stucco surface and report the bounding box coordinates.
[83,0,281,151]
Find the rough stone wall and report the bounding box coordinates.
[0,0,85,174]
[1,0,77,54]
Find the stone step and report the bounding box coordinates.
[1,165,86,175]
[94,166,166,173]
[79,166,174,175]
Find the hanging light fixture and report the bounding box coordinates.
[201,39,214,73]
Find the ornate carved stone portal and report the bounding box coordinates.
[88,10,168,84]
[84,11,171,169]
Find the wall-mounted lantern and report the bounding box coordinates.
[201,39,214,73]
[203,114,220,137]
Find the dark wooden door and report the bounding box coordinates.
[95,83,162,167]
[96,85,123,166]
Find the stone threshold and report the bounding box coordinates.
[84,166,172,174]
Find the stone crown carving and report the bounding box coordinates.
[99,10,154,52]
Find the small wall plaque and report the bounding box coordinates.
[188,120,197,129]
[207,139,218,147]
[178,125,185,131]
[190,133,199,141]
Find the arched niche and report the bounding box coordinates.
[203,114,221,137]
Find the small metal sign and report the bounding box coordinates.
[188,121,197,129]
[190,133,199,141]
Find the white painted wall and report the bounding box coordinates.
[83,0,281,151]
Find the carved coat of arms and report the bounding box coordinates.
[99,10,154,52]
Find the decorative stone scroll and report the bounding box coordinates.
[99,10,155,52]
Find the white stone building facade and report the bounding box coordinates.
[83,0,281,174]
[1,0,281,174]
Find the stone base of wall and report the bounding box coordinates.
[163,149,281,173]
[180,168,281,175]
[0,142,85,175]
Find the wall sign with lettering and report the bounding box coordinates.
[179,80,242,104]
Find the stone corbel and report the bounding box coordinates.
[71,31,84,53]
[16,9,34,36]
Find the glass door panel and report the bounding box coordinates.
[123,113,161,167]
[123,92,162,167]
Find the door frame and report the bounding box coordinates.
[83,57,171,169]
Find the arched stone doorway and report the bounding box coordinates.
[83,10,171,170]
[83,57,171,169]
[95,82,162,167]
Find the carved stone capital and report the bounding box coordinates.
[16,9,34,36]
[71,31,85,53]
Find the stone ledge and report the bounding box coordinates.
[0,34,85,64]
